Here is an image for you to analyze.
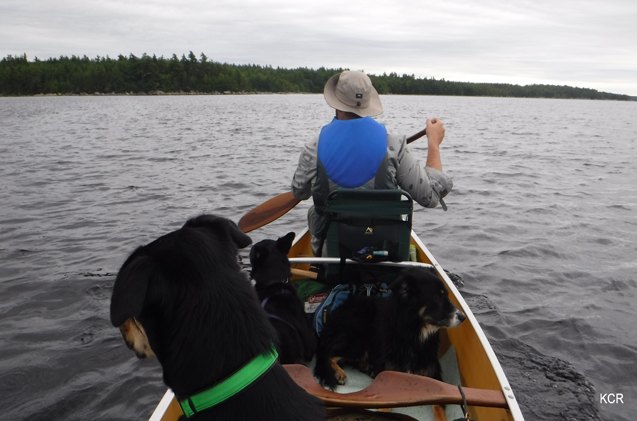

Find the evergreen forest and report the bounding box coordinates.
[0,52,632,100]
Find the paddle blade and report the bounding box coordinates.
[238,191,301,233]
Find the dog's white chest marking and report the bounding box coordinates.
[419,324,439,342]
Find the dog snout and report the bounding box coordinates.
[448,309,465,327]
[456,310,466,324]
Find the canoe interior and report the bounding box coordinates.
[288,229,519,421]
[150,229,522,421]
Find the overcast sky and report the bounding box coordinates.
[1,0,635,95]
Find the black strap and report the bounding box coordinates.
[457,384,471,421]
[338,256,346,283]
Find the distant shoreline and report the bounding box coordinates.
[3,90,634,101]
[8,91,631,101]
[1,53,634,100]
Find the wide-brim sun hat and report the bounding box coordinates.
[323,70,383,117]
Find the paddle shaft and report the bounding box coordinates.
[406,128,426,144]
[238,128,428,233]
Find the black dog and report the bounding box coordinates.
[314,267,465,390]
[110,215,323,420]
[250,232,317,364]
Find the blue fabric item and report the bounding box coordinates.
[317,117,387,188]
[313,282,391,336]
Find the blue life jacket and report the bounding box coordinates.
[317,117,387,188]
[313,117,395,216]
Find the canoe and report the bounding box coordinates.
[149,228,524,421]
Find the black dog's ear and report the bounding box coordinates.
[185,214,252,249]
[276,232,295,254]
[110,252,152,327]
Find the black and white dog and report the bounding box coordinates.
[110,215,323,420]
[250,232,317,364]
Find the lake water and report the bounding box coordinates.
[1,94,635,420]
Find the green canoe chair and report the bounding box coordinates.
[323,189,414,282]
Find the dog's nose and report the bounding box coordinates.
[457,310,466,323]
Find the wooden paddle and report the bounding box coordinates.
[238,128,428,233]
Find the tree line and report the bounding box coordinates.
[0,52,631,100]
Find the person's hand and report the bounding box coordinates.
[425,118,445,171]
[426,118,445,147]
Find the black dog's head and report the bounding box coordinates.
[109,214,262,366]
[390,267,465,341]
[249,232,295,286]
[109,216,325,415]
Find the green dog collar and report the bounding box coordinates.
[179,348,278,418]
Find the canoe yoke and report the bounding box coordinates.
[283,364,508,410]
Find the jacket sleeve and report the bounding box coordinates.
[291,137,318,200]
[390,134,453,208]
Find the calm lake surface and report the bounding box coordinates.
[1,94,635,420]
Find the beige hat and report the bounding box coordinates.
[323,70,383,117]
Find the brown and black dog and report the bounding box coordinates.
[314,267,465,390]
[110,215,323,420]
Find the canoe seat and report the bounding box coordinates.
[324,189,413,261]
[323,189,413,282]
[283,364,508,409]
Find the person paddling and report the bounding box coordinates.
[291,70,453,256]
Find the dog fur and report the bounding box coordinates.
[314,267,465,390]
[250,232,317,364]
[110,215,323,420]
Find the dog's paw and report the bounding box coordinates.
[329,357,348,385]
[335,367,347,385]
